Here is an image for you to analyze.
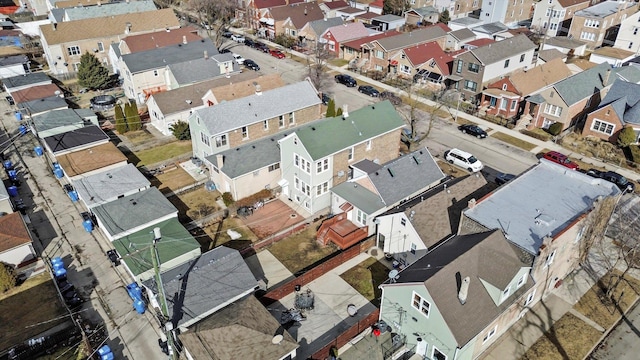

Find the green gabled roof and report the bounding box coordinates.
[295,100,404,160]
[112,218,200,276]
[553,62,612,106]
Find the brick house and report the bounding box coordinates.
[395,41,454,89]
[568,0,638,49]
[582,79,640,144]
[341,30,401,65]
[299,17,344,46]
[268,1,324,39]
[531,0,593,37]
[320,22,370,57]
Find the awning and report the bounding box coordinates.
[526,94,545,104]
[446,74,463,81]
[259,17,274,26]
[390,60,398,66]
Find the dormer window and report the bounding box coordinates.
[501,286,510,301]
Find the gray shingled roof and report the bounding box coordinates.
[168,53,240,86]
[332,180,386,214]
[464,160,619,254]
[62,0,157,21]
[43,125,109,154]
[613,65,640,84]
[19,96,68,115]
[449,28,475,42]
[575,0,636,18]
[72,163,150,208]
[545,36,586,49]
[472,21,508,36]
[406,6,439,18]
[122,39,219,74]
[471,35,536,65]
[91,187,178,239]
[373,14,404,22]
[0,54,28,66]
[597,79,640,125]
[552,62,615,106]
[309,17,344,35]
[376,26,447,51]
[449,16,483,27]
[193,81,320,136]
[142,246,258,329]
[3,72,51,89]
[32,108,96,133]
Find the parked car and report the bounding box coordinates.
[255,42,270,53]
[335,74,357,87]
[269,49,286,59]
[232,53,245,65]
[380,91,401,105]
[5,96,14,105]
[358,85,380,97]
[244,59,260,71]
[445,148,484,173]
[231,34,245,43]
[542,151,579,170]
[222,31,233,38]
[495,172,516,186]
[244,38,256,48]
[106,249,120,266]
[458,124,487,139]
[218,47,231,54]
[586,169,635,192]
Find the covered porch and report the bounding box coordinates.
[480,88,521,119]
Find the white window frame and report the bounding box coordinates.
[316,181,329,196]
[316,159,329,174]
[516,274,526,288]
[524,289,536,307]
[279,115,285,128]
[347,147,354,161]
[400,64,410,74]
[200,132,210,146]
[544,249,556,268]
[366,140,372,150]
[482,325,497,344]
[375,50,384,59]
[510,100,517,111]
[432,346,447,360]
[411,291,431,318]
[591,119,614,135]
[356,209,367,225]
[241,126,249,139]
[263,120,268,130]
[67,45,81,56]
[215,134,227,147]
[501,286,510,301]
[544,104,562,117]
[289,111,295,125]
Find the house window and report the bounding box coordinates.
[429,59,436,67]
[294,154,300,167]
[200,132,210,146]
[520,54,525,63]
[67,45,81,56]
[316,181,329,196]
[279,115,285,128]
[375,65,384,71]
[412,292,430,318]
[375,50,384,59]
[510,100,517,111]
[544,104,562,117]
[263,120,268,130]
[525,289,536,306]
[629,42,634,50]
[215,134,227,147]
[297,156,311,173]
[634,28,639,35]
[591,120,615,135]
[241,126,248,139]
[316,159,329,173]
[410,243,416,254]
[504,59,510,68]
[400,65,410,74]
[400,218,406,226]
[501,286,510,301]
[502,84,508,91]
[432,346,446,360]
[468,62,480,73]
[268,163,280,172]
[348,147,354,161]
[97,42,104,52]
[483,326,497,344]
[289,112,295,125]
[366,140,372,150]
[456,60,463,73]
[544,250,556,267]
[500,99,507,110]
[153,70,159,77]
[356,209,367,225]
[464,80,478,91]
[517,274,526,288]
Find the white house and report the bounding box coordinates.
[613,9,640,55]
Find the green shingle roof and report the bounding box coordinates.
[112,218,200,277]
[553,62,612,106]
[295,100,405,160]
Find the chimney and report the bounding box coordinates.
[468,198,476,209]
[602,68,611,86]
[216,154,224,169]
[255,84,262,95]
[125,22,132,34]
[204,50,209,59]
[182,35,187,44]
[458,276,470,305]
[304,7,307,16]
[343,104,349,117]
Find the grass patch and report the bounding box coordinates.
[574,269,640,329]
[437,160,470,178]
[149,166,199,194]
[339,257,389,307]
[128,140,192,167]
[167,187,221,223]
[491,132,537,151]
[199,216,259,251]
[329,58,349,67]
[0,274,68,351]
[520,312,602,360]
[123,130,155,145]
[267,221,337,274]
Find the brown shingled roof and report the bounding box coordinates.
[121,26,202,54]
[40,8,180,45]
[0,212,32,253]
[212,73,286,102]
[55,0,101,8]
[10,84,63,103]
[56,143,127,177]
[507,58,572,96]
[270,2,324,29]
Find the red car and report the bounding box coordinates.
[269,49,285,59]
[542,151,579,170]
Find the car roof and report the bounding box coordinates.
[449,148,473,157]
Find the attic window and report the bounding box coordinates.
[550,91,554,98]
[502,84,507,91]
[606,109,610,116]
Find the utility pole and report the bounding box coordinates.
[151,227,177,360]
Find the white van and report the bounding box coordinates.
[445,148,484,173]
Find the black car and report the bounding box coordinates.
[458,124,487,139]
[222,31,233,38]
[218,48,231,54]
[106,249,120,266]
[255,42,270,53]
[244,38,256,48]
[380,91,402,105]
[358,85,380,97]
[335,74,357,87]
[321,93,331,105]
[5,96,14,105]
[586,169,635,192]
[495,173,516,186]
[244,59,260,71]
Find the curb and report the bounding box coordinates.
[584,293,640,359]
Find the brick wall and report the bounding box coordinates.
[581,104,623,143]
[311,308,380,360]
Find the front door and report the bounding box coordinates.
[378,233,386,250]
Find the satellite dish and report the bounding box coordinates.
[272,334,284,345]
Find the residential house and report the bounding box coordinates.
[112,218,201,281]
[327,147,446,249]
[31,108,98,138]
[53,0,102,9]
[10,84,63,107]
[531,0,593,37]
[0,212,39,277]
[396,41,454,88]
[318,0,349,18]
[535,48,567,65]
[39,8,180,75]
[613,10,640,55]
[404,6,440,26]
[447,16,484,32]
[0,54,29,78]
[375,173,490,265]
[470,21,509,40]
[269,1,324,39]
[189,80,322,161]
[18,96,69,117]
[91,187,178,242]
[431,0,483,19]
[277,100,405,216]
[119,39,220,103]
[299,17,344,46]
[72,163,150,209]
[108,26,202,74]
[582,79,640,143]
[2,72,51,93]
[49,0,158,23]
[142,246,258,331]
[341,30,401,65]
[320,22,371,57]
[542,36,588,56]
[378,230,534,360]
[590,46,636,67]
[371,14,406,32]
[363,24,449,73]
[147,73,283,136]
[480,0,536,26]
[568,0,638,49]
[179,295,298,360]
[524,62,640,130]
[335,6,368,21]
[43,125,110,157]
[480,58,572,119]
[55,142,128,180]
[165,53,241,89]
[446,28,476,51]
[244,0,305,36]
[452,34,537,103]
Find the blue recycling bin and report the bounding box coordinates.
[3,160,12,170]
[98,345,112,356]
[51,256,63,265]
[52,162,60,169]
[53,167,64,178]
[68,190,78,202]
[8,169,17,179]
[54,267,67,278]
[133,299,146,314]
[18,125,27,135]
[101,353,114,360]
[34,146,43,156]
[52,261,65,271]
[14,111,22,121]
[7,186,17,197]
[82,219,93,233]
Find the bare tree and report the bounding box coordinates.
[305,45,332,94]
[401,84,441,151]
[187,0,237,49]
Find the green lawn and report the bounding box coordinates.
[267,221,337,274]
[128,141,192,167]
[340,257,390,307]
